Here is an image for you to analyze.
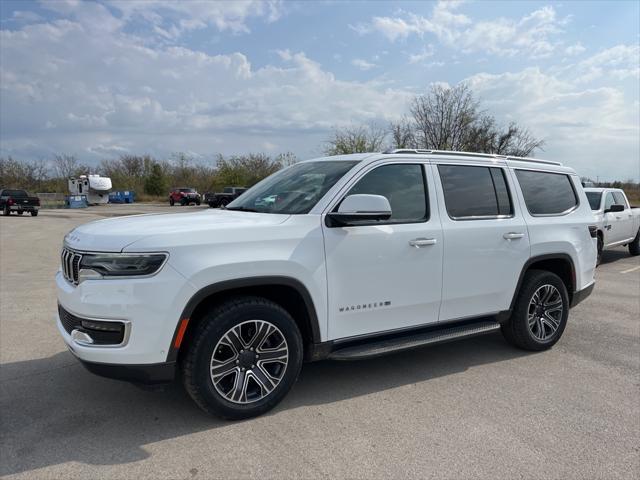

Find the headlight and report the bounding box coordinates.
[78,253,168,282]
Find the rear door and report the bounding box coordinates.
[432,161,530,321]
[323,161,443,340]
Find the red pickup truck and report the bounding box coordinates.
[0,189,40,216]
[169,187,201,206]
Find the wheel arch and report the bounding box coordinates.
[166,276,321,363]
[509,254,576,312]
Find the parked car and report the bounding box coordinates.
[205,187,247,208]
[584,187,640,264]
[56,150,597,419]
[169,188,201,206]
[0,189,40,216]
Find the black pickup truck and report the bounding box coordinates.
[0,189,40,216]
[204,186,247,208]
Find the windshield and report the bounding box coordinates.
[586,191,602,210]
[179,188,195,193]
[227,161,359,214]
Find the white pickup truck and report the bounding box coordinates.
[584,188,640,264]
[56,150,597,419]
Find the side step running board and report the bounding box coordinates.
[328,320,501,361]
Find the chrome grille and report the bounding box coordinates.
[61,248,82,285]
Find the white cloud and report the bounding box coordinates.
[351,58,377,70]
[465,67,639,180]
[408,44,435,64]
[573,44,640,82]
[358,1,568,58]
[0,9,410,161]
[565,43,586,56]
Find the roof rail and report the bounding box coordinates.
[382,149,432,154]
[382,148,561,166]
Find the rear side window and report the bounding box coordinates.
[437,165,513,219]
[515,170,578,215]
[346,164,428,223]
[586,192,602,210]
[613,192,628,208]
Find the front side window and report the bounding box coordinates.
[438,165,513,219]
[613,192,628,208]
[227,160,359,214]
[586,192,602,210]
[515,170,578,215]
[344,164,428,223]
[604,192,616,211]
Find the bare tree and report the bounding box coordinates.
[53,154,83,178]
[409,84,479,151]
[323,124,387,155]
[389,117,416,149]
[389,83,544,157]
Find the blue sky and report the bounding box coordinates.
[1,0,638,180]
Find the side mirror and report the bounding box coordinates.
[605,204,625,213]
[326,194,392,227]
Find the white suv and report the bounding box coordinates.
[56,150,597,419]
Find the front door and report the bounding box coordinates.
[323,162,443,340]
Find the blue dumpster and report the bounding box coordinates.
[65,195,88,208]
[108,191,135,204]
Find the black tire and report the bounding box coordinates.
[196,199,201,206]
[501,270,569,351]
[169,198,175,206]
[182,296,303,420]
[629,229,640,256]
[31,211,38,217]
[180,198,187,206]
[219,198,229,208]
[596,234,603,266]
[17,211,24,215]
[3,206,10,216]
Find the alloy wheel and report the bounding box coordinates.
[527,284,564,341]
[210,320,289,404]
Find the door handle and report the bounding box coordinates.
[409,238,437,248]
[503,232,525,240]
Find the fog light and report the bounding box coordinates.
[71,329,94,345]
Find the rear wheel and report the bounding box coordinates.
[629,229,640,256]
[182,296,303,419]
[31,211,38,217]
[169,198,175,206]
[501,270,569,351]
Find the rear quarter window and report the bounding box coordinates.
[515,170,578,215]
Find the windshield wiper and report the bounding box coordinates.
[225,206,259,212]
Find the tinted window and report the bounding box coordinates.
[613,192,628,208]
[604,192,616,211]
[515,170,578,215]
[346,164,427,223]
[438,165,513,218]
[586,192,602,210]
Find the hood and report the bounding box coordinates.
[64,209,290,252]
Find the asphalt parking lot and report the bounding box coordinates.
[1,204,639,479]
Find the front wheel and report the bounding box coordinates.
[182,297,303,419]
[629,229,640,256]
[501,270,569,351]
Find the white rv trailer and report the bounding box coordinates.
[68,174,112,205]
